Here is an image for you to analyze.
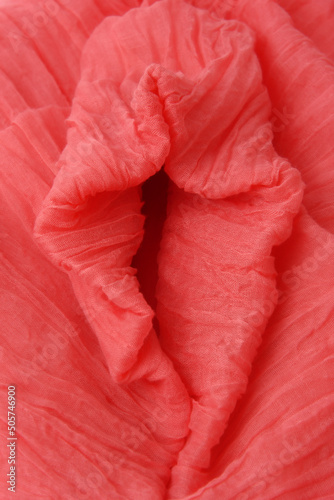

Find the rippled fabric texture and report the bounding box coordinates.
[0,0,333,498]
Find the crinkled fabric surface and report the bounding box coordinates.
[0,0,333,499]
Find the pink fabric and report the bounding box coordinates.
[0,0,333,499]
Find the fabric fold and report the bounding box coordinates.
[33,3,304,497]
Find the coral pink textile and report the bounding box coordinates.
[0,0,333,499]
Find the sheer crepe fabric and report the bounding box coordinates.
[0,0,333,499]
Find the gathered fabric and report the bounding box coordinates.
[0,0,333,499]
